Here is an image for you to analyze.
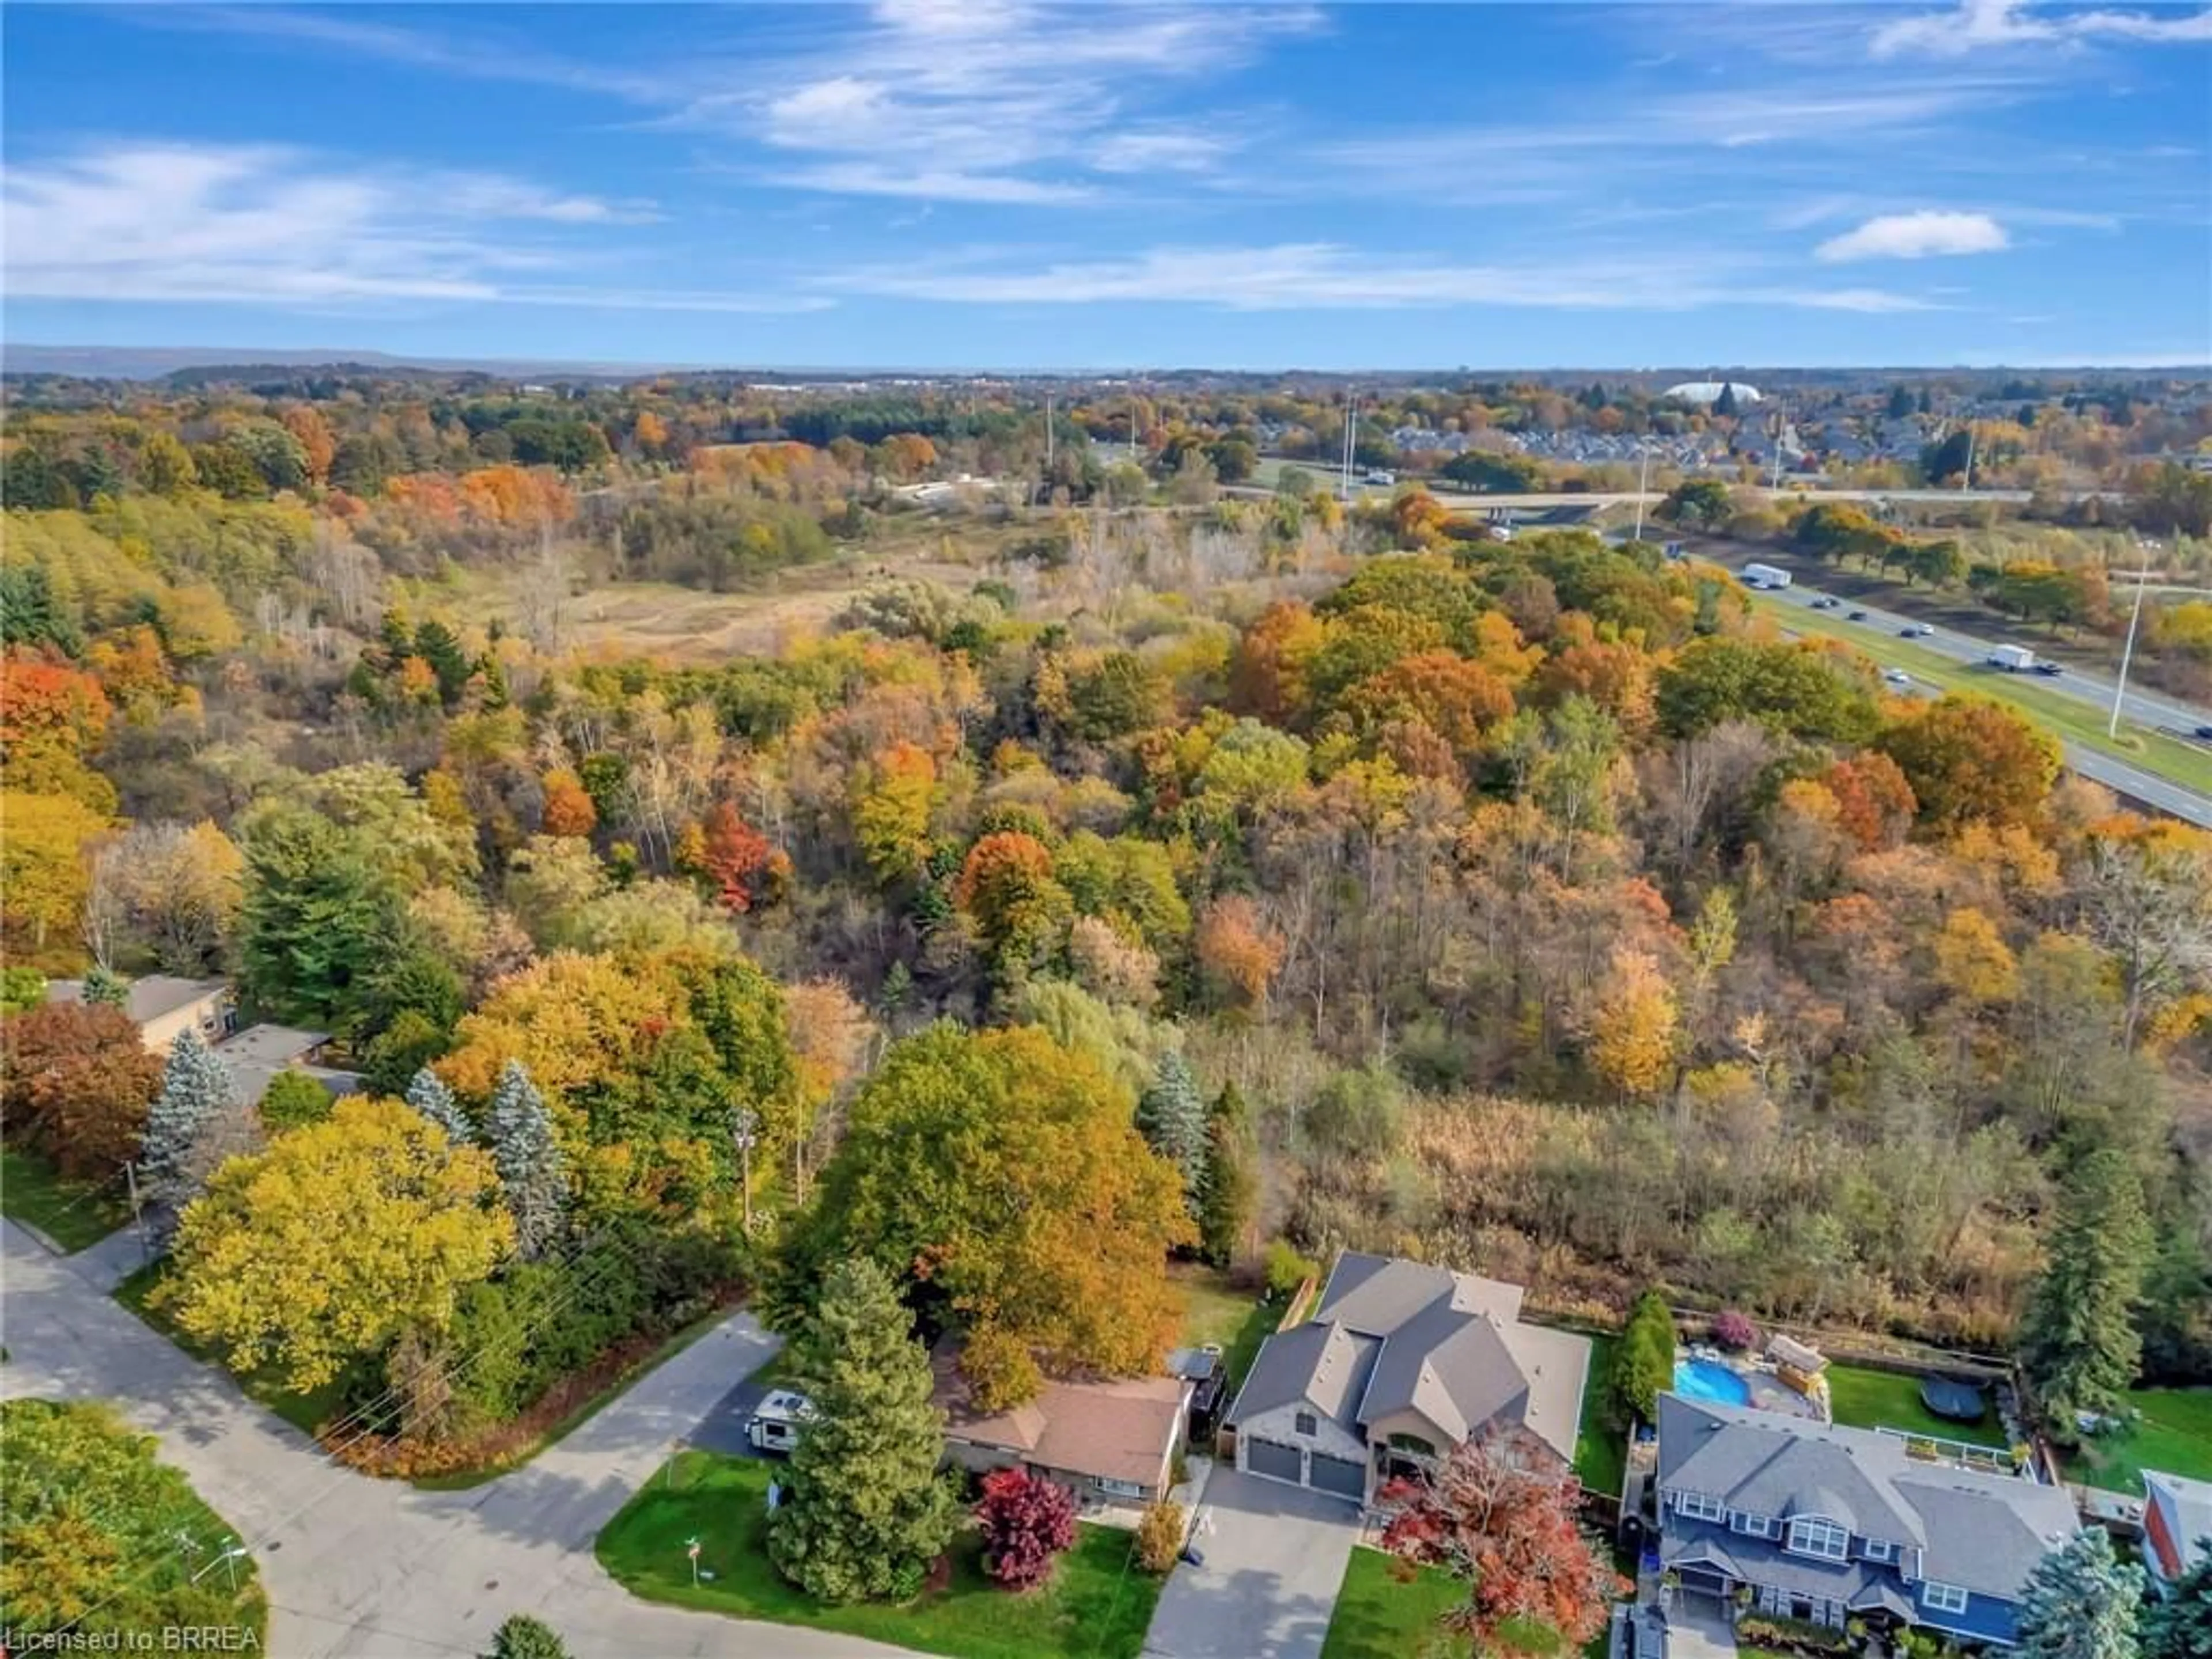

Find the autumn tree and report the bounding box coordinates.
[1877,695,2061,831]
[2,790,106,959]
[539,771,597,839]
[851,740,938,885]
[974,1467,1078,1590]
[768,1255,958,1604]
[1589,948,1679,1100]
[1194,895,1285,1014]
[681,801,781,914]
[2020,1149,2154,1441]
[1820,751,1917,851]
[954,831,1071,976]
[89,821,244,976]
[774,1022,1193,1399]
[1378,1427,1619,1653]
[161,1096,512,1392]
[0,1001,162,1177]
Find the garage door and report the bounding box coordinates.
[1246,1438,1302,1484]
[1309,1451,1366,1500]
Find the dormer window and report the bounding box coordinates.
[1294,1411,1318,1437]
[1731,1512,1775,1539]
[1786,1517,1850,1561]
[1677,1491,1725,1522]
[1864,1539,1893,1562]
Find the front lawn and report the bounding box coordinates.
[596,1449,1163,1659]
[1,1143,131,1252]
[1321,1546,1593,1659]
[2066,1388,2212,1495]
[1574,1333,1624,1501]
[113,1260,346,1437]
[1825,1364,2007,1449]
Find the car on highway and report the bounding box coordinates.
[1883,669,1912,687]
[2196,725,2212,742]
[2031,662,2065,677]
[1899,623,1934,638]
[1846,609,1869,621]
[1808,595,1838,610]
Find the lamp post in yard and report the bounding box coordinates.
[732,1107,758,1234]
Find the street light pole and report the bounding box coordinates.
[2109,543,2154,738]
[1633,440,1651,543]
[732,1108,758,1234]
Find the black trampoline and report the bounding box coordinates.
[1920,1377,1988,1422]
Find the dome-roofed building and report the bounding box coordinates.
[1665,380,1764,406]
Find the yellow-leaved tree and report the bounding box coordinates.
[161,1096,513,1392]
[1589,946,1679,1101]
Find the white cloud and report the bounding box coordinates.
[1816,211,2011,261]
[776,164,1094,205]
[1872,0,2212,58]
[0,141,813,313]
[828,242,1940,314]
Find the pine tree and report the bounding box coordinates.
[768,1256,957,1604]
[2145,1540,2212,1659]
[2014,1529,2142,1659]
[142,1028,236,1206]
[486,1060,565,1260]
[1198,1082,1257,1268]
[82,964,128,1007]
[405,1067,474,1145]
[1135,1051,1206,1213]
[2020,1149,2154,1440]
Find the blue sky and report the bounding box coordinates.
[3,1,2209,369]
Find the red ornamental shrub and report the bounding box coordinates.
[975,1467,1077,1591]
[1711,1310,1759,1352]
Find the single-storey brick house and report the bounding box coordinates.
[930,1342,1192,1505]
[1222,1251,1590,1506]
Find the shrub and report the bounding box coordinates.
[1135,1499,1185,1573]
[1711,1310,1759,1351]
[1609,1290,1676,1427]
[257,1070,335,1132]
[1264,1237,1320,1299]
[974,1467,1077,1591]
[481,1614,568,1659]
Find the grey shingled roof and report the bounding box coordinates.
[1658,1395,2078,1602]
[1226,1252,1586,1464]
[48,974,226,1026]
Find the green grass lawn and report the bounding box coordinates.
[113,1261,346,1437]
[1824,1365,2008,1449]
[2067,1388,2212,1495]
[1574,1334,1626,1501]
[1751,592,2212,798]
[1321,1547,1596,1659]
[597,1450,1162,1659]
[1169,1262,1280,1391]
[1,1144,132,1252]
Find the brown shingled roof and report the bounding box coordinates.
[931,1341,1188,1489]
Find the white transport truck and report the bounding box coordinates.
[1741,562,1793,590]
[1986,644,2037,672]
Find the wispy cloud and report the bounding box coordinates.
[1816,210,2012,261]
[1872,0,2212,59]
[828,242,1941,314]
[0,141,813,313]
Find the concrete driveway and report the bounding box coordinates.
[1145,1466,1362,1659]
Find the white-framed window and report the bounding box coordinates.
[1294,1411,1318,1437]
[1787,1517,1850,1561]
[1864,1539,1893,1562]
[1922,1582,1969,1616]
[1731,1512,1775,1538]
[1096,1476,1148,1499]
[1677,1491,1726,1523]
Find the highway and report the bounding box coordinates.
[1770,577,2212,736]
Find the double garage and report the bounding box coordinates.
[1242,1435,1368,1502]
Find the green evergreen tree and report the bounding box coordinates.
[487,1060,565,1260]
[2014,1528,2142,1659]
[768,1256,957,1604]
[1609,1290,1676,1427]
[142,1028,236,1206]
[2144,1539,2212,1659]
[82,965,128,1007]
[479,1614,568,1659]
[1136,1051,1207,1213]
[405,1067,474,1145]
[1198,1083,1257,1267]
[238,805,399,1029]
[2020,1149,2155,1441]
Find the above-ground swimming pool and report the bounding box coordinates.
[1674,1356,1755,1408]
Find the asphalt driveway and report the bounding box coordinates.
[1145,1465,1362,1659]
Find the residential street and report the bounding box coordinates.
[0,1220,916,1658]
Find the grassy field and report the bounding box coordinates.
[1169,1261,1281,1391]
[1320,1547,1601,1659]
[1750,591,2212,797]
[2067,1387,2212,1495]
[1,1145,131,1252]
[1574,1334,1626,1501]
[113,1261,347,1437]
[596,1450,1162,1659]
[1824,1365,2008,1449]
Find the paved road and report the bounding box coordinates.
[1145,1467,1360,1659]
[0,1221,914,1659]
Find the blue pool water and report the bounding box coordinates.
[1675,1357,1753,1408]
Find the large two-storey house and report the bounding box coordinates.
[1657,1394,2080,1647]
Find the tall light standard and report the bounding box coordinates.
[2109,537,2157,738]
[1633,438,1652,543]
[732,1107,759,1234]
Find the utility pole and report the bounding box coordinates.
[732,1108,759,1234]
[2110,541,2154,737]
[1044,389,1054,479]
[1633,440,1651,543]
[1340,396,1355,498]
[1961,422,1976,492]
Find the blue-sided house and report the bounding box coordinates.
[1656,1393,2079,1647]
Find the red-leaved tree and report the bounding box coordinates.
[694,801,779,914]
[1378,1427,1622,1652]
[975,1467,1077,1592]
